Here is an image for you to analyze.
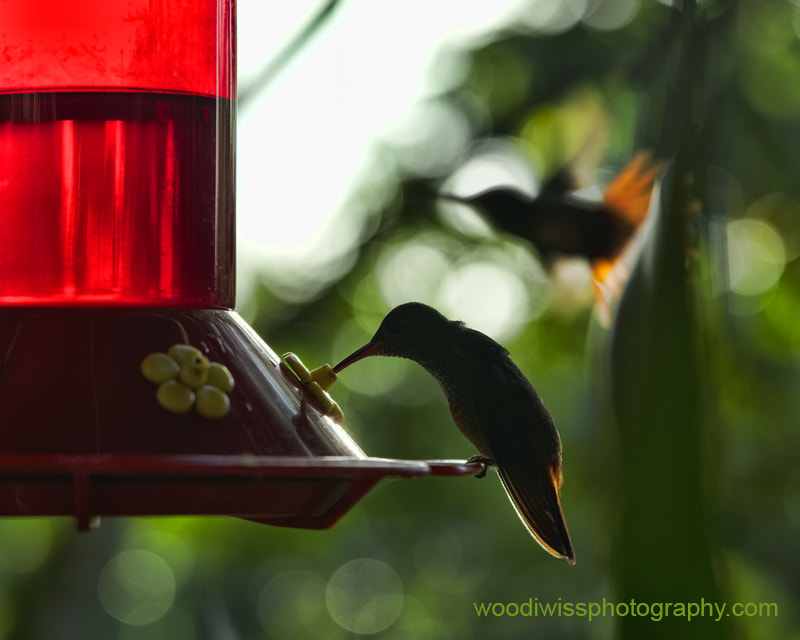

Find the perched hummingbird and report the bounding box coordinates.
[334,302,575,564]
[440,151,662,285]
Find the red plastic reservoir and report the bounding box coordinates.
[0,0,236,306]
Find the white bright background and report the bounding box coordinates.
[235,0,570,308]
[236,0,785,327]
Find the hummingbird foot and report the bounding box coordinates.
[466,455,496,478]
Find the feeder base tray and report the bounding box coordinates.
[0,454,479,530]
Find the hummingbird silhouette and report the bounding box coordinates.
[334,302,575,564]
[439,151,662,286]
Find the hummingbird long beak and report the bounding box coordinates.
[333,341,381,373]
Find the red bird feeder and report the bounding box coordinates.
[0,0,475,531]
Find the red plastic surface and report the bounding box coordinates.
[0,92,235,306]
[0,0,236,306]
[0,454,478,531]
[0,308,362,456]
[0,308,480,529]
[0,0,236,98]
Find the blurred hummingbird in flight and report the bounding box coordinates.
[334,302,575,564]
[439,151,663,295]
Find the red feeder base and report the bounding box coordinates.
[0,308,478,530]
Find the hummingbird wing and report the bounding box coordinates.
[478,357,576,564]
[539,165,577,197]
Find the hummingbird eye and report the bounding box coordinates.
[382,317,404,335]
[378,311,413,339]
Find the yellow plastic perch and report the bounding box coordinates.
[283,353,345,424]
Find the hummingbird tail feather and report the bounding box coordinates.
[497,462,576,564]
[590,152,663,319]
[602,151,663,227]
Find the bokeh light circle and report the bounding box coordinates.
[378,238,452,308]
[726,218,786,297]
[326,558,403,634]
[441,260,532,342]
[97,550,175,626]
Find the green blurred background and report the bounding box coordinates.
[2,0,800,637]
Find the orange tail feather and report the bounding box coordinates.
[603,151,664,227]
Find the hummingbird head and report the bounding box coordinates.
[333,302,454,372]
